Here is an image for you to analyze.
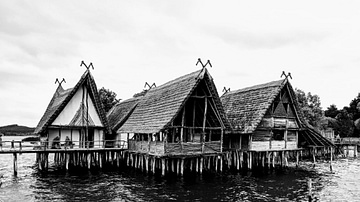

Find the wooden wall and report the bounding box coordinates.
[128,140,220,156]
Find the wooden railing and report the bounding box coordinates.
[0,140,128,151]
[335,137,360,145]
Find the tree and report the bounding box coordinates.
[347,93,360,121]
[325,104,340,118]
[98,87,120,113]
[335,109,354,137]
[295,88,324,129]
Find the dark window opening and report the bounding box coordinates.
[272,130,284,140]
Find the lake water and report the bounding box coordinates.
[1,136,360,201]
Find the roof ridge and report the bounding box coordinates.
[225,79,285,96]
[147,69,202,92]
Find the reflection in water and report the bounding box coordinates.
[1,152,360,201]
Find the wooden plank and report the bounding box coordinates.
[271,140,286,150]
[251,141,270,151]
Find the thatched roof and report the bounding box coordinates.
[221,79,289,133]
[34,70,110,135]
[118,68,229,134]
[221,79,334,147]
[107,96,141,132]
[299,125,334,147]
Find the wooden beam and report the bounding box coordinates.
[192,99,196,142]
[202,97,208,142]
[181,106,185,150]
[190,95,213,98]
[166,126,223,130]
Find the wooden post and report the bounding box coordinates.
[190,158,193,172]
[180,107,185,151]
[13,153,18,176]
[171,159,175,173]
[192,99,196,142]
[312,148,316,167]
[330,147,333,172]
[215,156,218,172]
[239,151,243,169]
[152,157,156,174]
[249,152,252,170]
[87,153,91,170]
[145,155,148,173]
[308,178,312,201]
[272,152,275,168]
[236,151,240,170]
[354,145,357,158]
[66,153,70,170]
[296,151,300,168]
[99,152,103,168]
[200,157,203,174]
[196,158,199,173]
[180,158,184,176]
[161,158,165,176]
[202,97,208,147]
[219,155,223,172]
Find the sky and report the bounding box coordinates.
[1,0,360,127]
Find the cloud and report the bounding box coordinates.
[201,25,330,50]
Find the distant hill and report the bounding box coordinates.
[0,124,35,136]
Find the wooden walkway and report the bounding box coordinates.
[0,140,128,176]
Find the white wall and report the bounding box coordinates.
[52,86,103,126]
[116,133,134,148]
[93,129,103,148]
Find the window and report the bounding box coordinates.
[272,130,284,140]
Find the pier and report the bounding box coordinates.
[1,139,311,177]
[0,140,127,176]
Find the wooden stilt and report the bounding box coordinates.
[354,145,357,158]
[66,153,70,170]
[272,152,275,168]
[196,158,199,173]
[87,153,91,169]
[161,158,165,176]
[152,158,156,174]
[296,151,300,168]
[99,152,103,168]
[219,156,223,172]
[190,158,193,172]
[200,157,203,174]
[45,153,49,171]
[330,147,333,172]
[177,159,181,175]
[13,153,18,176]
[312,148,316,167]
[236,151,240,170]
[249,152,252,170]
[239,151,243,169]
[171,159,175,173]
[207,156,211,170]
[215,156,218,172]
[180,158,184,176]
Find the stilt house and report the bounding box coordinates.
[107,96,141,148]
[109,68,229,157]
[34,69,110,148]
[221,78,333,152]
